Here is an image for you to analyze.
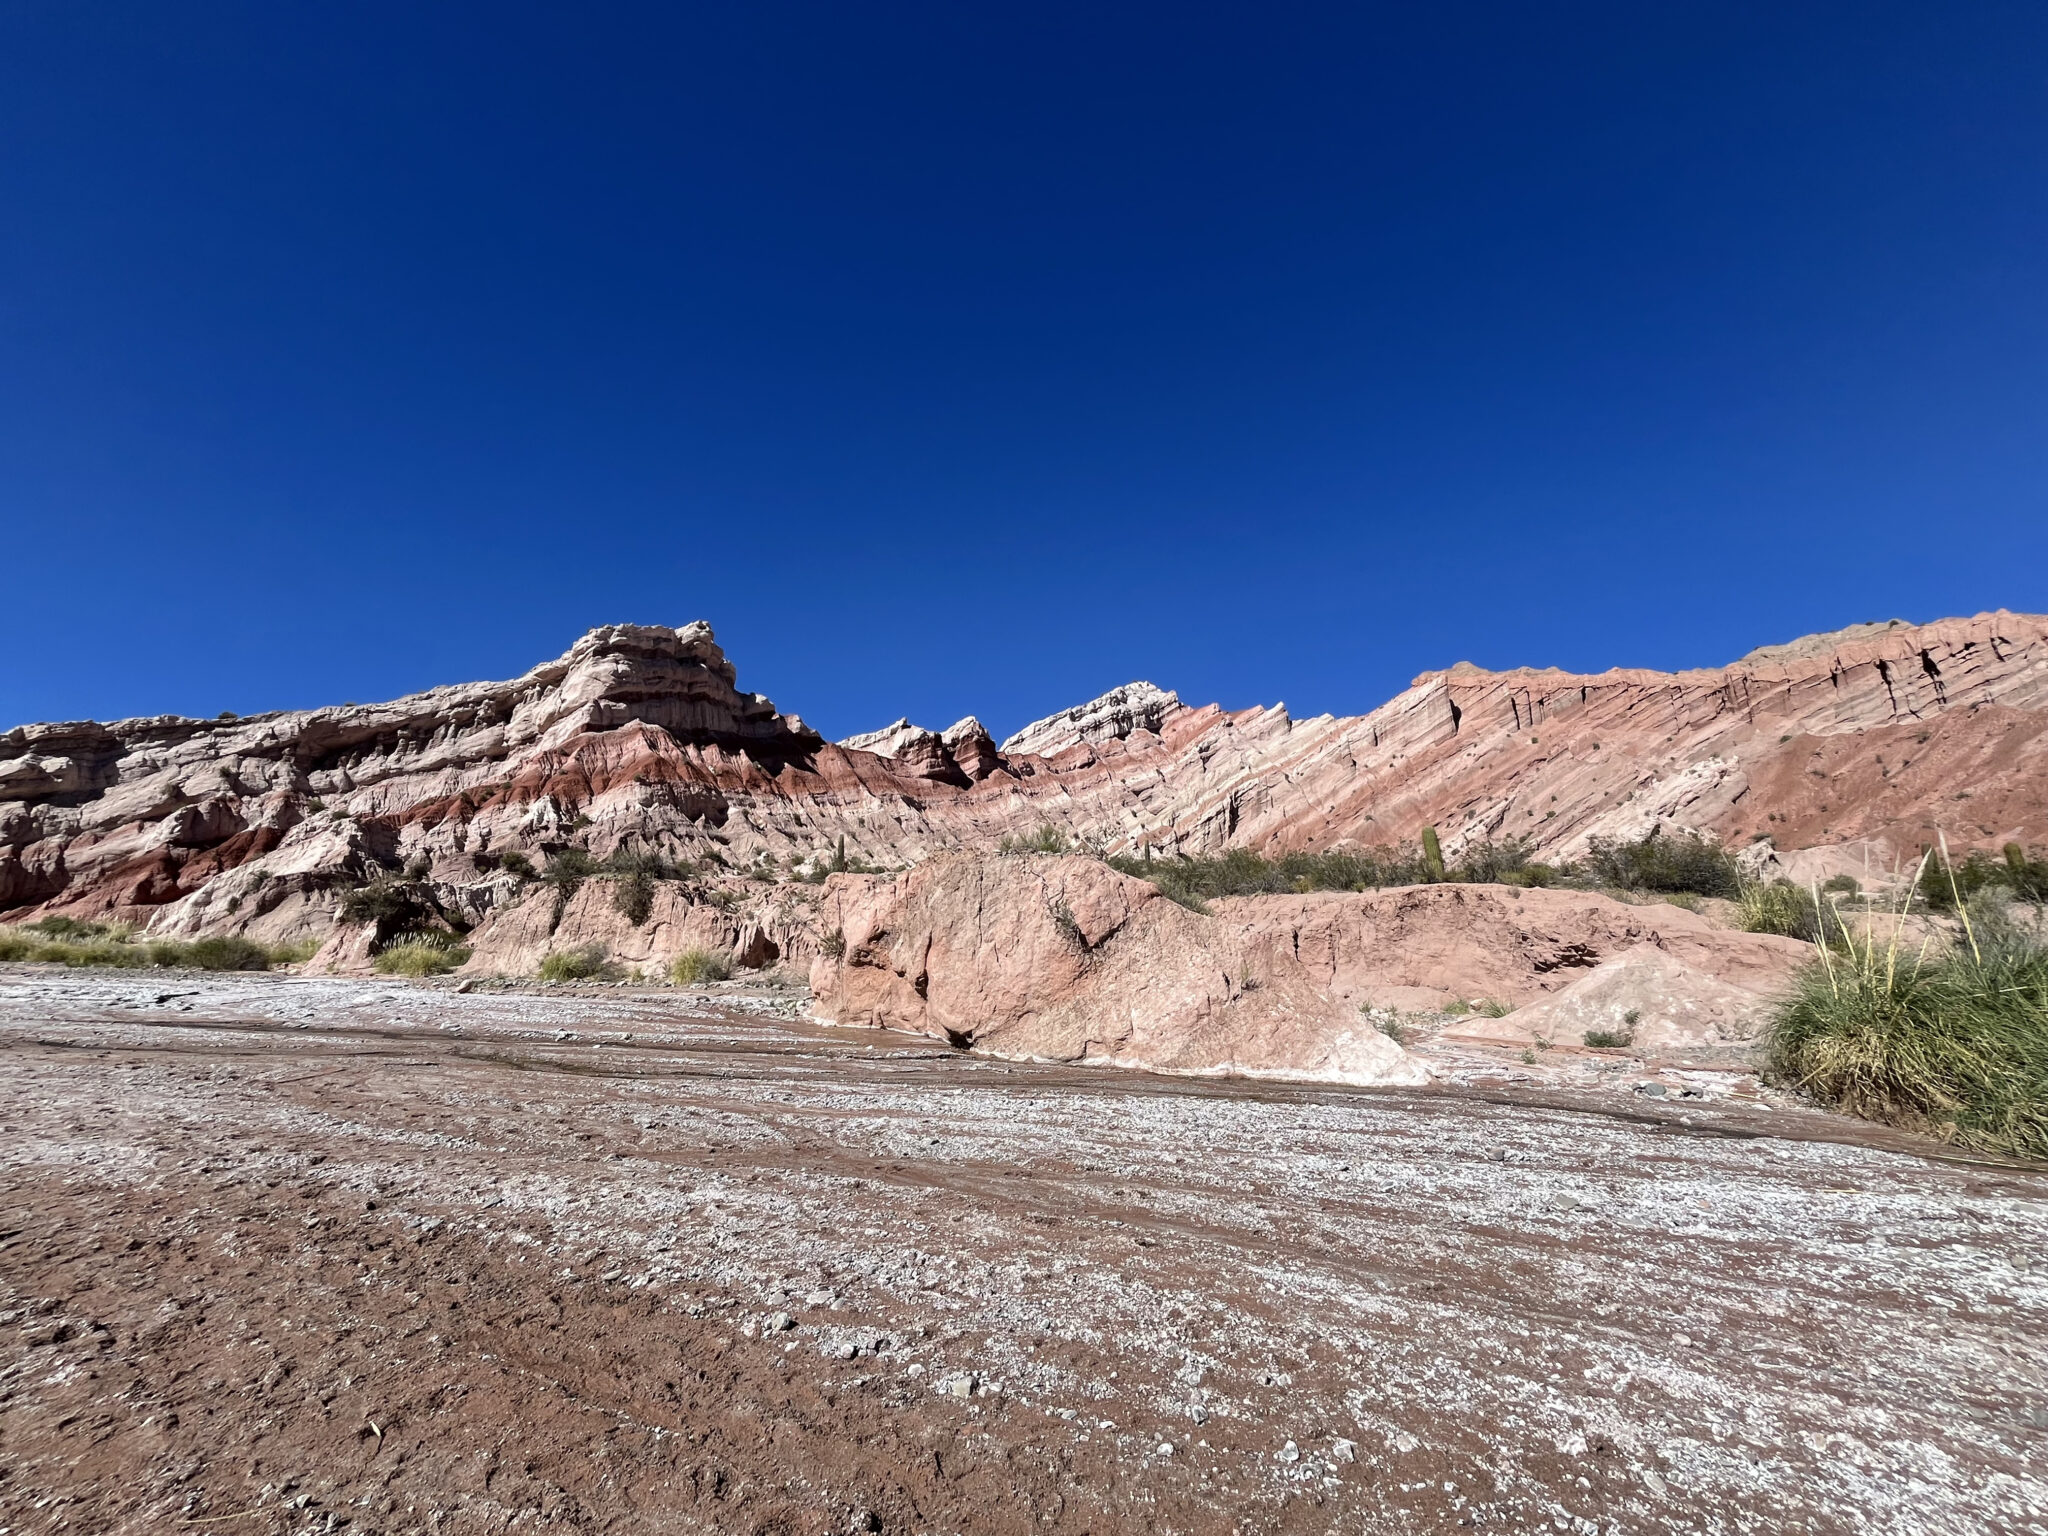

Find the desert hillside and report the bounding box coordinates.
[3,612,2043,947]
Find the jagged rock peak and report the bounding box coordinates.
[999,682,1182,759]
[839,719,929,757]
[841,715,996,760]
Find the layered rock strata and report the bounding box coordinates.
[3,612,2044,953]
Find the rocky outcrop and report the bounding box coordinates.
[809,855,1428,1084]
[807,855,1809,1082]
[1445,948,1784,1066]
[999,682,1181,758]
[4,612,2044,951]
[836,717,999,786]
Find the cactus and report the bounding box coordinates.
[2007,842,2029,875]
[1422,825,1445,882]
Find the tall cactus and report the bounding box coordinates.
[1422,825,1445,882]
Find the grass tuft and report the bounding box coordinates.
[538,944,609,982]
[999,824,1075,856]
[375,941,472,977]
[1767,862,2048,1158]
[670,947,733,985]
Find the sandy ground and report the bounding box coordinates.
[3,965,2046,1536]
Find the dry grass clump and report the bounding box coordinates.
[999,825,1076,856]
[0,920,290,971]
[670,947,733,985]
[1767,851,2048,1159]
[538,945,610,982]
[374,929,472,977]
[1739,880,1851,943]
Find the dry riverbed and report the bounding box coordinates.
[2,964,2045,1535]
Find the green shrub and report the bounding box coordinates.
[670,947,733,985]
[498,851,535,879]
[538,945,608,982]
[340,876,438,931]
[1919,843,2048,910]
[1107,845,1435,909]
[818,928,846,960]
[266,938,321,965]
[375,941,471,977]
[1449,837,1539,885]
[183,936,273,971]
[613,868,655,925]
[1767,908,2048,1158]
[1583,1029,1634,1049]
[1583,830,1740,898]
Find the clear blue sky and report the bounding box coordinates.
[4,3,2044,740]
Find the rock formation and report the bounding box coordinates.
[809,854,1429,1084]
[809,854,1809,1080]
[3,612,2044,962]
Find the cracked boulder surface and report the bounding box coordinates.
[3,966,2046,1535]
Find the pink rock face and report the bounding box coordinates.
[450,882,795,979]
[809,855,1429,1084]
[806,855,1809,1084]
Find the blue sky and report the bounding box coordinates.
[3,2,2044,740]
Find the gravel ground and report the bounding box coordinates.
[2,964,2045,1536]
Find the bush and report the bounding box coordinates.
[498,851,536,879]
[613,867,655,925]
[818,928,846,960]
[1583,830,1739,899]
[1451,837,1540,885]
[266,938,321,965]
[375,941,471,977]
[538,945,608,982]
[670,947,733,985]
[1767,911,2048,1158]
[1583,1029,1634,1049]
[1920,843,2048,910]
[339,877,438,931]
[1107,845,1437,910]
[183,935,273,971]
[543,849,598,893]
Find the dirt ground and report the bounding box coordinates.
[3,966,2045,1536]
